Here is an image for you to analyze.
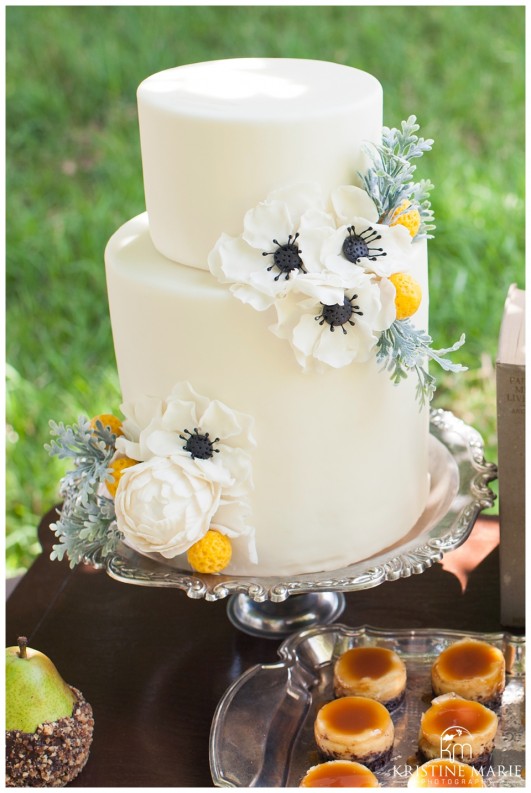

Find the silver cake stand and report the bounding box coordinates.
[93,409,496,638]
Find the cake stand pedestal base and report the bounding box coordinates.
[226,592,346,639]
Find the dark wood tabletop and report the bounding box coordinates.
[6,509,514,787]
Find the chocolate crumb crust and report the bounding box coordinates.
[357,746,393,773]
[419,747,493,772]
[320,746,393,773]
[6,686,94,788]
[482,692,503,712]
[381,689,406,713]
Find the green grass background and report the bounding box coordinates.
[6,6,525,575]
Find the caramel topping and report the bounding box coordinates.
[412,759,484,788]
[437,641,501,681]
[423,699,495,736]
[319,696,390,736]
[337,647,396,680]
[301,761,378,787]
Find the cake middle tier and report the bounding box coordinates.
[105,213,430,576]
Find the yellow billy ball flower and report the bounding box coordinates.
[90,413,123,438]
[187,530,232,574]
[389,272,423,320]
[106,457,138,498]
[390,199,421,238]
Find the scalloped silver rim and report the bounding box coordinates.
[102,408,497,601]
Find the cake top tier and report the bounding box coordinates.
[137,58,382,269]
[138,58,381,121]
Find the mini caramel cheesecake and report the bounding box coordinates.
[314,696,394,771]
[408,758,484,788]
[300,760,380,787]
[334,646,407,711]
[431,639,505,709]
[419,694,497,769]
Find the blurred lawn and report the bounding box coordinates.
[6,6,524,575]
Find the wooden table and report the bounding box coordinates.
[6,510,513,787]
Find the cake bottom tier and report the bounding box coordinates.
[105,214,430,576]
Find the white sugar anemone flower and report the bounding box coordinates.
[321,185,413,278]
[117,382,255,497]
[208,183,335,310]
[211,495,258,568]
[272,270,397,371]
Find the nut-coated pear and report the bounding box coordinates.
[6,637,76,733]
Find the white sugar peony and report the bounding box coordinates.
[115,456,222,559]
[114,382,257,565]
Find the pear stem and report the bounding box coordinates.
[17,636,28,659]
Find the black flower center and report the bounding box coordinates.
[342,226,387,264]
[315,295,363,335]
[262,233,307,281]
[179,428,220,460]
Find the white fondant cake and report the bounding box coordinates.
[105,58,434,576]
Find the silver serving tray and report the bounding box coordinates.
[99,409,496,602]
[210,625,525,787]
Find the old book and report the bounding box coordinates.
[496,284,525,627]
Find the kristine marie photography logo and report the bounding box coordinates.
[391,725,523,785]
[439,725,474,762]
